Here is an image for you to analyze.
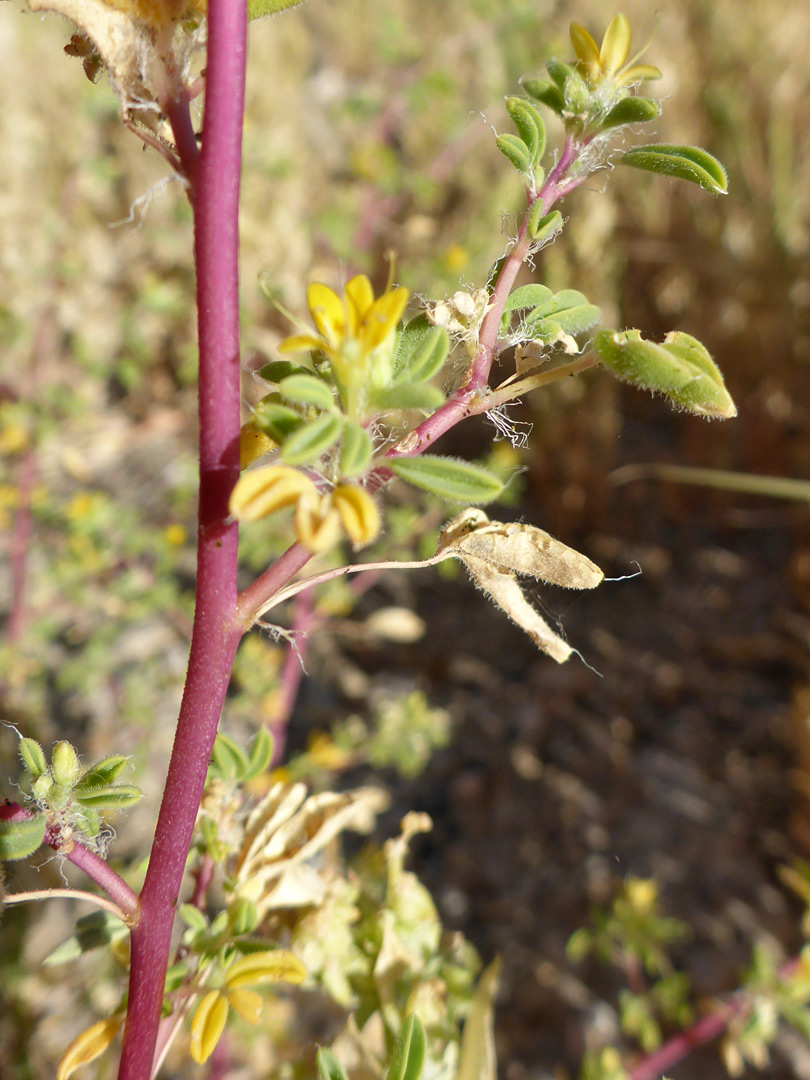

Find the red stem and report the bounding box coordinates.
[117,2,247,1076]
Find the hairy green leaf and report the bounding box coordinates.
[521,77,565,115]
[601,96,660,130]
[316,1048,350,1080]
[280,413,342,465]
[43,910,126,966]
[256,360,312,384]
[248,0,306,18]
[496,133,532,173]
[279,374,335,411]
[389,456,504,503]
[252,398,304,442]
[503,284,553,313]
[505,97,546,164]
[394,325,449,385]
[375,384,445,413]
[72,783,144,810]
[74,756,129,792]
[620,144,728,194]
[338,420,374,478]
[0,811,47,861]
[19,738,48,779]
[243,728,275,782]
[526,207,563,244]
[211,733,250,781]
[385,1015,426,1080]
[546,58,576,91]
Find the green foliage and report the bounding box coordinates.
[389,456,505,503]
[620,144,729,194]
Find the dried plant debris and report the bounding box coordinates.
[436,509,603,663]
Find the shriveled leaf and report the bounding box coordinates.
[437,509,603,588]
[455,958,502,1080]
[620,144,728,194]
[0,811,47,861]
[281,413,342,466]
[389,456,504,503]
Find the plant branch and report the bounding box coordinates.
[3,887,128,923]
[118,2,248,1076]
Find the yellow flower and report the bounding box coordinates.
[57,1017,120,1080]
[279,275,409,419]
[570,13,661,88]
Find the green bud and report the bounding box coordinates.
[19,738,48,779]
[32,774,54,803]
[51,741,81,789]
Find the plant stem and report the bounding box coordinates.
[3,887,129,923]
[117,2,247,1076]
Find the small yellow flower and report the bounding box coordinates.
[239,424,276,470]
[229,464,317,523]
[164,523,188,547]
[570,13,661,88]
[332,484,381,548]
[57,1017,120,1080]
[280,275,409,419]
[294,489,342,554]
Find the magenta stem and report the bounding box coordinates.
[117,2,248,1076]
[268,590,316,766]
[61,838,141,921]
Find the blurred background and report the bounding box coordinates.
[2,0,810,1076]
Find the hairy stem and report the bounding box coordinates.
[117,2,247,1076]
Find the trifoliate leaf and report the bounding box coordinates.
[620,144,728,194]
[496,133,532,173]
[601,96,660,130]
[338,420,374,478]
[281,413,342,465]
[279,374,335,411]
[389,456,504,503]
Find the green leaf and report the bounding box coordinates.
[620,144,728,194]
[505,97,546,165]
[279,373,335,411]
[503,284,553,313]
[375,384,445,413]
[72,783,144,810]
[316,1048,350,1080]
[601,96,660,130]
[395,325,449,385]
[594,329,737,418]
[495,134,532,174]
[280,413,342,465]
[338,420,374,478]
[546,58,576,91]
[389,456,504,503]
[526,207,563,245]
[74,755,129,792]
[385,1015,426,1080]
[252,398,304,442]
[521,77,565,115]
[257,360,311,384]
[243,727,275,782]
[248,0,306,17]
[43,910,126,966]
[211,733,249,781]
[0,811,47,860]
[19,737,48,778]
[179,904,209,933]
